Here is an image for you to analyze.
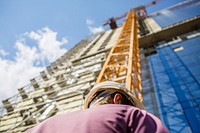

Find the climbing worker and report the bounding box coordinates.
[26,81,169,133]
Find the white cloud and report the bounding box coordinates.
[0,49,9,56]
[86,19,94,25]
[86,18,104,34]
[28,27,68,63]
[88,26,104,34]
[0,27,68,102]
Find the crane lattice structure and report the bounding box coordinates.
[97,9,142,102]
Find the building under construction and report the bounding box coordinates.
[0,1,200,133]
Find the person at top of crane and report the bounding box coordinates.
[26,81,169,133]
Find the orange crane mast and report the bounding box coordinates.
[97,0,160,102]
[97,9,142,102]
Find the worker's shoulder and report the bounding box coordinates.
[99,104,139,109]
[91,104,140,113]
[47,104,141,121]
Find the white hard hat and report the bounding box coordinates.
[84,81,145,110]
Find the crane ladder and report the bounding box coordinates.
[96,10,142,102]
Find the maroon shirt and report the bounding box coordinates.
[26,104,169,133]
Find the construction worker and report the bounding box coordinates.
[26,81,169,133]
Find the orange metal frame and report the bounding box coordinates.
[96,10,142,102]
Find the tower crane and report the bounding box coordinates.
[97,0,160,102]
[103,0,160,29]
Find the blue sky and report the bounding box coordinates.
[0,0,195,103]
